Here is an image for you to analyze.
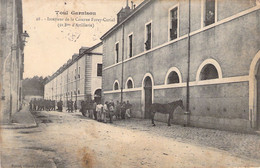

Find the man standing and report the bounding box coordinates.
[93,101,97,120]
[125,100,132,118]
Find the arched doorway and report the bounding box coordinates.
[94,89,101,104]
[257,65,260,129]
[144,76,152,119]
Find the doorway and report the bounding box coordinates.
[144,77,152,119]
[94,89,101,104]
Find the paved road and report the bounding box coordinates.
[1,110,260,168]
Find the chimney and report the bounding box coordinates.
[134,4,136,9]
[72,54,78,60]
[79,47,89,54]
[117,0,132,23]
[131,1,133,10]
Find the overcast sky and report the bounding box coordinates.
[23,0,141,78]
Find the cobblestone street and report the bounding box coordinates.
[1,110,260,168]
[113,118,260,162]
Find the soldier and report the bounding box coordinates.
[70,100,74,113]
[125,100,132,119]
[67,100,71,112]
[60,100,63,112]
[74,101,77,112]
[108,101,115,123]
[81,100,86,116]
[29,100,32,111]
[93,100,97,120]
[121,101,126,119]
[115,100,121,119]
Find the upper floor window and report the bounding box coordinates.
[75,68,77,77]
[205,0,216,26]
[145,22,152,50]
[128,34,133,58]
[78,67,80,78]
[200,64,218,80]
[169,5,178,40]
[97,64,102,76]
[115,42,119,63]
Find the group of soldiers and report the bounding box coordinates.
[29,99,56,111]
[80,100,133,123]
[29,98,133,124]
[66,100,77,113]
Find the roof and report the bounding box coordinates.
[100,0,152,40]
[45,42,102,84]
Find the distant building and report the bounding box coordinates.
[101,0,260,131]
[44,42,103,107]
[0,0,26,123]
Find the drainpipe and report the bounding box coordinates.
[120,24,125,104]
[185,0,191,126]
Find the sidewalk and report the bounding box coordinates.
[1,105,37,129]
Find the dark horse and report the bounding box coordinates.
[150,100,185,126]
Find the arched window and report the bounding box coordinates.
[125,77,134,89]
[167,71,180,84]
[127,80,133,89]
[113,81,119,90]
[196,59,222,81]
[200,64,219,80]
[165,67,182,85]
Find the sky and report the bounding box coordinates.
[23,0,142,78]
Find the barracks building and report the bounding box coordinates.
[1,0,28,123]
[44,42,103,107]
[101,0,260,131]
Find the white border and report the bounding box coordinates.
[196,58,223,81]
[113,80,120,91]
[249,50,260,128]
[125,76,135,89]
[104,75,249,93]
[168,3,179,41]
[164,67,182,85]
[144,20,152,51]
[141,73,154,114]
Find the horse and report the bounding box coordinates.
[150,99,185,126]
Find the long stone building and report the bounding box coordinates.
[0,0,27,123]
[101,0,260,131]
[44,42,103,107]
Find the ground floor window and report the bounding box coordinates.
[200,64,218,80]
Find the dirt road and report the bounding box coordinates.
[1,110,260,168]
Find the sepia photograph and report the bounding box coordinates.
[1,0,260,167]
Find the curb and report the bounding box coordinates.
[1,123,38,129]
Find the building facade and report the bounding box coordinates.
[0,0,26,123]
[101,0,260,131]
[44,43,103,107]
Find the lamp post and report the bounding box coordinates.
[21,31,29,46]
[20,30,29,109]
